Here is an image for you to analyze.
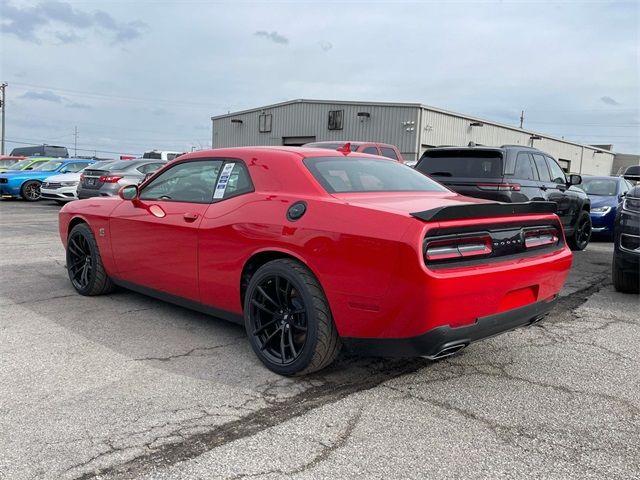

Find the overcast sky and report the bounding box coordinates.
[1,0,638,157]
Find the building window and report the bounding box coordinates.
[328,110,343,130]
[259,114,272,133]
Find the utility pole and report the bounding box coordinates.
[519,110,524,129]
[74,126,78,157]
[1,83,7,155]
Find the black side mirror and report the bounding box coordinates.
[568,174,582,185]
[25,167,33,170]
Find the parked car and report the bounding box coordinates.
[0,155,26,170]
[10,145,69,158]
[142,150,183,161]
[579,176,634,237]
[0,158,95,201]
[621,165,640,183]
[415,146,592,250]
[612,184,639,292]
[41,161,116,204]
[0,156,52,173]
[77,159,166,199]
[59,146,572,375]
[303,141,404,163]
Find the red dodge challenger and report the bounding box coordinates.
[59,147,572,375]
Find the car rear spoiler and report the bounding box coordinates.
[410,201,557,222]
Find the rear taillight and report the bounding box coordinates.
[425,234,492,261]
[99,175,123,183]
[524,227,559,249]
[477,183,521,191]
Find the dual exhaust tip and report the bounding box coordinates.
[423,312,550,361]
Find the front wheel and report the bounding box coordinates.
[244,259,341,376]
[567,210,592,251]
[66,223,115,296]
[612,255,639,293]
[21,181,42,201]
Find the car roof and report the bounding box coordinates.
[582,175,621,180]
[182,146,385,160]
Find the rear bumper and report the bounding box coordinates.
[343,296,558,357]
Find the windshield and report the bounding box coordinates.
[304,157,448,193]
[417,150,504,178]
[32,161,64,172]
[580,178,618,196]
[0,159,18,168]
[6,159,34,170]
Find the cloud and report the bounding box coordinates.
[67,102,92,110]
[600,96,621,106]
[254,30,289,45]
[319,41,333,52]
[0,1,147,44]
[19,90,64,103]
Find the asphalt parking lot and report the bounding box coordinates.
[1,200,638,480]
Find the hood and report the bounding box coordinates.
[43,172,81,182]
[331,191,489,215]
[588,194,618,208]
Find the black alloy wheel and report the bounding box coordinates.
[244,259,341,375]
[21,181,41,201]
[66,223,114,296]
[568,211,592,251]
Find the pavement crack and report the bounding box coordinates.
[132,338,245,362]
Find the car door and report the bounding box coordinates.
[109,159,223,301]
[542,155,575,228]
[506,152,543,202]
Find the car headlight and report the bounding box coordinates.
[60,181,79,187]
[590,206,611,214]
[623,196,640,213]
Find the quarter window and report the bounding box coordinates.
[215,162,254,199]
[546,157,567,184]
[140,160,223,203]
[328,110,344,130]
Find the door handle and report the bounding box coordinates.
[540,185,548,191]
[183,212,199,222]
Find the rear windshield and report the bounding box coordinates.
[580,178,618,196]
[417,150,504,178]
[304,157,447,193]
[143,152,162,159]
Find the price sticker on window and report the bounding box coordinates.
[214,163,235,199]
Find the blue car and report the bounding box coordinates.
[581,176,635,237]
[0,158,95,201]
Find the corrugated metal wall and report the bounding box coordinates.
[211,100,615,174]
[212,101,419,161]
[419,108,614,174]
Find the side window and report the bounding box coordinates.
[137,162,164,174]
[215,162,254,200]
[65,162,89,173]
[362,146,379,155]
[546,157,567,184]
[140,160,222,203]
[380,147,399,161]
[532,154,551,182]
[511,153,536,180]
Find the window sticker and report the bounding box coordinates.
[214,163,236,199]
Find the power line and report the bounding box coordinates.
[4,138,140,156]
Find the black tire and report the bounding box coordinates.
[612,255,639,293]
[20,180,42,201]
[55,200,66,206]
[66,223,115,296]
[244,259,341,376]
[567,210,592,251]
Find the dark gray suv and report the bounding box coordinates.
[415,145,592,250]
[77,159,165,199]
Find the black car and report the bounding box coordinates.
[612,184,639,293]
[10,144,69,158]
[415,146,591,250]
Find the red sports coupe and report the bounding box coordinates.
[59,147,572,375]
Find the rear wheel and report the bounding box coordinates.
[612,255,639,293]
[244,259,341,376]
[568,210,591,251]
[66,223,115,296]
[21,181,41,201]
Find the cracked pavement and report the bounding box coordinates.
[0,201,638,480]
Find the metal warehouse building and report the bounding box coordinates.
[211,99,615,175]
